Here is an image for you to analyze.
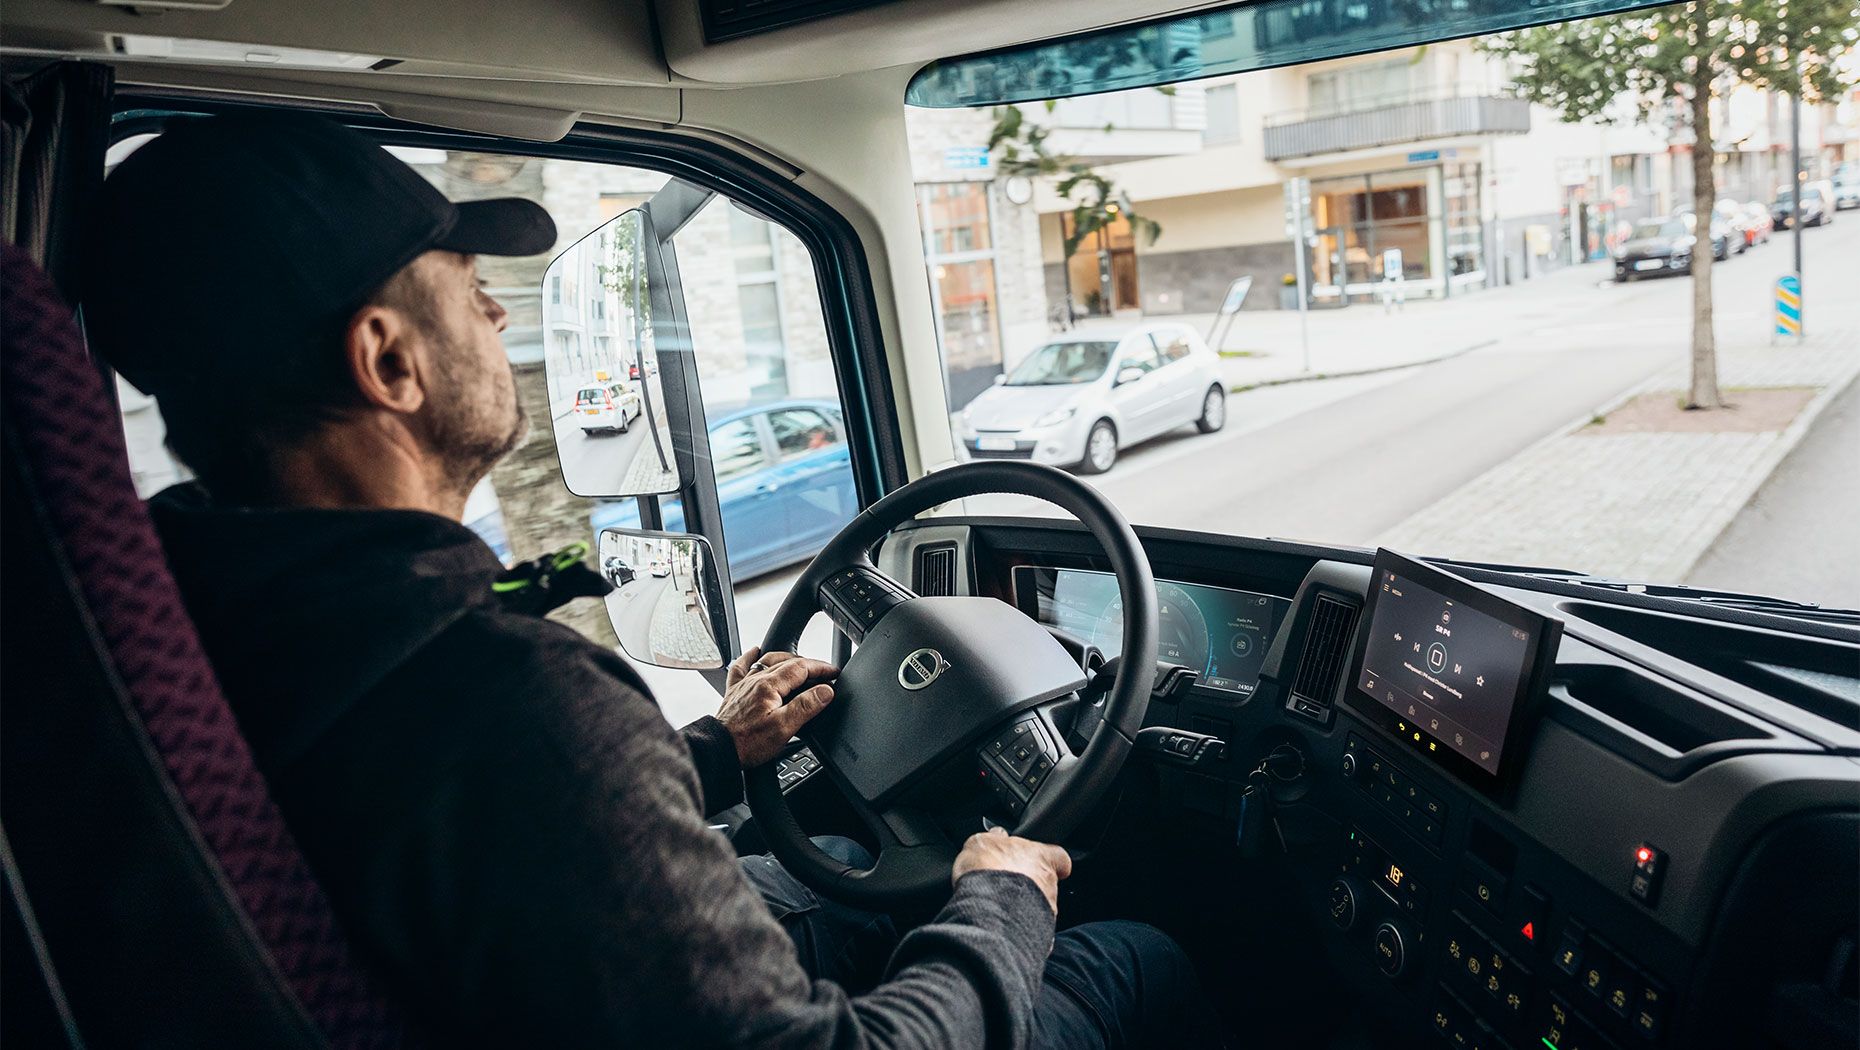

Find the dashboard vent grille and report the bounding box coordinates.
[1287,595,1360,723]
[915,545,958,597]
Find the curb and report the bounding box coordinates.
[1227,339,1498,394]
[1673,365,1860,580]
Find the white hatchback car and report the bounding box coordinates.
[956,323,1227,474]
[574,381,643,436]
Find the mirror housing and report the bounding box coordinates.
[992,373,1008,386]
[1115,367,1145,387]
[597,528,726,670]
[543,209,682,498]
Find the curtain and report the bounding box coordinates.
[2,61,115,304]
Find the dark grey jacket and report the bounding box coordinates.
[151,486,1057,1048]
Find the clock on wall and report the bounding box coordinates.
[1003,175,1034,205]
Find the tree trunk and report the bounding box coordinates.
[1685,12,1723,410]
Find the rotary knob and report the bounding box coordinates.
[1373,921,1409,978]
[1340,751,1358,779]
[1326,876,1360,931]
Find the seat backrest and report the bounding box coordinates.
[0,243,406,1048]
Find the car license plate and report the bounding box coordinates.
[1634,259,1663,271]
[977,436,1017,451]
[583,407,601,414]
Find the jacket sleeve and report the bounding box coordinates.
[679,714,747,816]
[382,622,1057,1049]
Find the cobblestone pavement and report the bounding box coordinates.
[1380,327,1860,583]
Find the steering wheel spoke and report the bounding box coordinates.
[814,561,918,644]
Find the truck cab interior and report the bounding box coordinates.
[3,1,1857,1048]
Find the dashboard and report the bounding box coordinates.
[1013,566,1289,697]
[880,520,1860,1050]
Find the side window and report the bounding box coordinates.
[1155,332,1193,363]
[711,417,769,481]
[113,128,858,727]
[768,407,840,460]
[1120,343,1162,374]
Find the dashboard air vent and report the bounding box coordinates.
[914,544,958,597]
[1287,595,1360,724]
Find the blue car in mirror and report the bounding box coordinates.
[590,399,857,582]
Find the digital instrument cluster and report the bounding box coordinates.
[1014,566,1288,697]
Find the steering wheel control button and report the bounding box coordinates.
[1372,921,1408,977]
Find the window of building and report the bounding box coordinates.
[1203,84,1241,145]
[728,204,788,399]
[1306,58,1431,117]
[917,182,1006,410]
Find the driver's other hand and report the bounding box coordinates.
[717,648,839,768]
[952,826,1073,915]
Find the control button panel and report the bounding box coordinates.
[817,567,914,641]
[1442,909,1666,1048]
[775,747,821,791]
[977,716,1060,816]
[1345,826,1431,920]
[1344,734,1448,844]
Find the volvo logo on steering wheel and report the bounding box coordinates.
[897,648,948,691]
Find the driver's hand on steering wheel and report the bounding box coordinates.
[952,827,1073,915]
[718,647,839,768]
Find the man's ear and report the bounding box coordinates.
[344,298,426,416]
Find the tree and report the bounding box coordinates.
[988,103,1163,313]
[1485,0,1857,409]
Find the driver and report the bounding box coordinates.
[82,113,1222,1048]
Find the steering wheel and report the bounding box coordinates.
[744,461,1158,910]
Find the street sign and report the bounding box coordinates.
[942,146,990,171]
[1775,274,1802,339]
[1283,177,1310,238]
[1382,249,1403,279]
[1205,276,1256,350]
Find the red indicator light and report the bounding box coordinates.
[1636,847,1653,864]
[1520,921,1535,941]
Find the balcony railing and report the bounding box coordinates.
[1263,89,1530,161]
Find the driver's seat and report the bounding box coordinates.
[0,243,409,1048]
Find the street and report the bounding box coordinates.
[552,408,678,496]
[642,220,1858,726]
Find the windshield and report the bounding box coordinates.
[909,5,1859,611]
[1631,219,1685,240]
[1004,341,1117,385]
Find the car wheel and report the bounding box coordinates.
[1195,385,1227,434]
[1078,420,1118,475]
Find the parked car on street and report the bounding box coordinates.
[590,398,856,581]
[955,323,1227,475]
[1614,215,1700,281]
[1832,166,1859,211]
[649,560,671,578]
[1713,200,1750,254]
[574,380,642,435]
[1740,201,1773,246]
[602,556,635,587]
[1772,184,1832,229]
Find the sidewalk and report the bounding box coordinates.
[1378,324,1860,582]
[1072,261,1612,390]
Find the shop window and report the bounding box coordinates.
[917,182,1006,409]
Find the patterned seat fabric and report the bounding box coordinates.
[0,243,405,1049]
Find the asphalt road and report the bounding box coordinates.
[606,573,668,659]
[553,410,673,496]
[1689,374,1860,610]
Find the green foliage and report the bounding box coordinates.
[1483,0,1859,126]
[987,104,1163,260]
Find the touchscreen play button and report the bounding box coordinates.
[1350,550,1562,792]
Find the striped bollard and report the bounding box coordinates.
[1774,274,1802,343]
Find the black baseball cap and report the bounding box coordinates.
[83,111,556,398]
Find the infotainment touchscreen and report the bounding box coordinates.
[1013,567,1288,697]
[1346,550,1562,795]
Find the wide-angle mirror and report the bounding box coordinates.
[542,209,680,498]
[597,528,725,670]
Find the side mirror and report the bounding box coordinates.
[1115,367,1146,386]
[598,528,725,670]
[543,209,683,498]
